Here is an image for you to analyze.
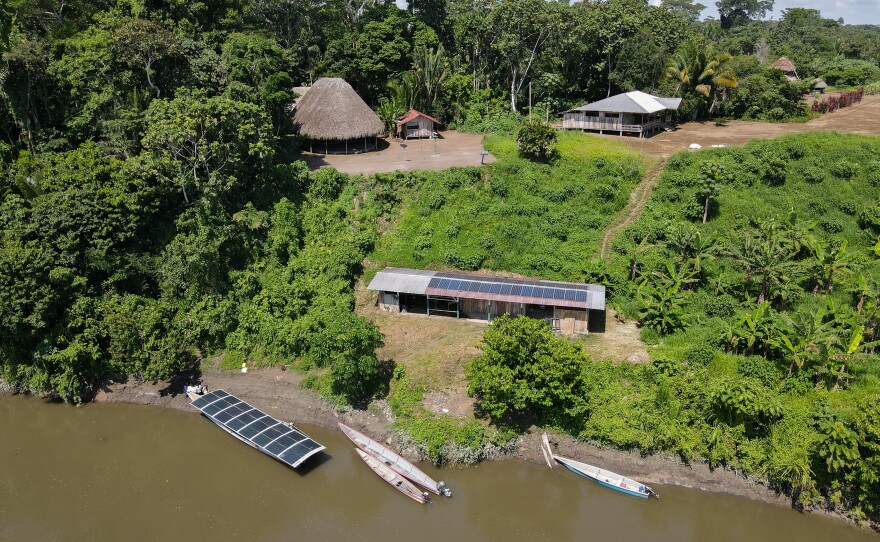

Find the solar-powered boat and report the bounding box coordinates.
[355,449,429,504]
[339,422,451,497]
[188,389,325,469]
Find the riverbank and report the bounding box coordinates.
[86,367,794,507]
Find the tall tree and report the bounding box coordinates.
[663,0,707,22]
[488,0,554,111]
[716,0,774,28]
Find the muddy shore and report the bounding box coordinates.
[84,366,795,506]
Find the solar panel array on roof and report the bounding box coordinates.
[191,390,325,468]
[428,272,592,305]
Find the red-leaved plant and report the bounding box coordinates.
[812,88,865,114]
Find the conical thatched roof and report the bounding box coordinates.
[292,78,384,140]
[771,57,797,73]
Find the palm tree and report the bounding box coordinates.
[411,44,449,113]
[664,39,738,119]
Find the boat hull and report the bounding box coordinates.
[554,456,650,499]
[355,449,427,504]
[339,422,446,495]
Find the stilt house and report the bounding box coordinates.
[562,91,681,137]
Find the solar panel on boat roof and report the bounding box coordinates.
[190,390,324,468]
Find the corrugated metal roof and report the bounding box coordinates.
[397,109,442,125]
[567,91,680,114]
[367,268,437,294]
[368,268,605,311]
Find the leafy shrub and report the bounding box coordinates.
[706,293,737,318]
[466,315,589,430]
[762,158,787,186]
[684,344,717,367]
[858,204,880,233]
[839,201,857,215]
[593,183,618,202]
[820,219,844,233]
[667,154,692,171]
[516,121,557,161]
[830,160,859,179]
[652,357,680,375]
[800,165,825,184]
[711,378,782,434]
[445,220,461,238]
[444,249,484,271]
[308,167,348,200]
[490,176,509,197]
[737,356,782,388]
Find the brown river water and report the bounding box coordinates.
[1,395,877,541]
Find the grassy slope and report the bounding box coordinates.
[589,132,880,517]
[370,132,647,280]
[361,132,650,463]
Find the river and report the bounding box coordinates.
[1,395,876,541]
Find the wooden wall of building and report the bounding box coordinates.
[377,291,399,312]
[378,292,591,335]
[554,308,589,335]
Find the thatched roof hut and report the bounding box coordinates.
[771,57,799,80]
[292,77,384,141]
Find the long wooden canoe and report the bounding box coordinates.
[356,449,428,504]
[553,455,656,499]
[339,422,451,496]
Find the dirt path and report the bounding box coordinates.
[600,158,666,259]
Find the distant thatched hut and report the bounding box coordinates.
[291,77,384,154]
[810,78,827,94]
[771,57,799,81]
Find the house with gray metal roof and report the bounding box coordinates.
[368,267,606,334]
[562,91,681,137]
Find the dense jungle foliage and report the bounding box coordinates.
[467,132,880,522]
[2,0,880,161]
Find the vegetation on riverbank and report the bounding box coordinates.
[467,132,880,523]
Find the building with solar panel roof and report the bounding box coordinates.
[367,267,605,334]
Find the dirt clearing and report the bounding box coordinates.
[293,130,495,175]
[607,94,880,157]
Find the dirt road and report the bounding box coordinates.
[609,94,880,157]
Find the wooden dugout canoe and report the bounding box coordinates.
[356,449,429,504]
[553,455,656,499]
[339,422,451,496]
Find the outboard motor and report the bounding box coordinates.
[423,492,431,501]
[438,481,452,497]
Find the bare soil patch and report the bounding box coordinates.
[292,130,495,176]
[578,311,650,363]
[607,94,880,158]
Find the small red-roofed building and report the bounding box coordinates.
[396,109,441,139]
